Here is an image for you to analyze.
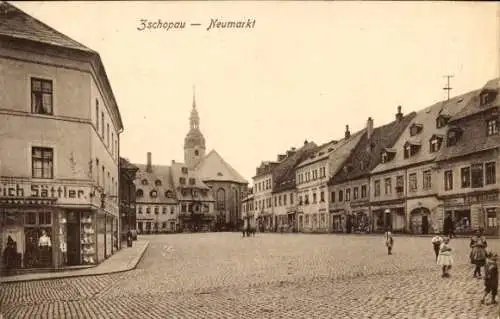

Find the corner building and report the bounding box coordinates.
[0,2,123,271]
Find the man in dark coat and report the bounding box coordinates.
[443,213,455,238]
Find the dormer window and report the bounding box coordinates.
[446,127,463,147]
[141,179,148,185]
[155,179,162,186]
[487,118,499,136]
[179,177,186,185]
[409,123,423,136]
[165,190,173,198]
[189,178,196,185]
[181,167,188,174]
[136,189,144,197]
[403,141,421,158]
[381,148,396,163]
[480,90,497,106]
[150,190,158,197]
[436,115,450,129]
[429,135,444,153]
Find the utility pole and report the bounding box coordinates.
[443,75,454,100]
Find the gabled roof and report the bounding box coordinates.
[272,142,318,193]
[195,150,248,184]
[0,2,92,52]
[0,2,124,131]
[330,112,416,184]
[120,157,138,171]
[133,164,177,204]
[297,139,339,168]
[170,162,214,201]
[437,79,500,162]
[451,79,499,121]
[371,90,474,174]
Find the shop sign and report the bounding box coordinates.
[443,197,465,206]
[0,182,91,205]
[466,192,499,205]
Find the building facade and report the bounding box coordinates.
[241,189,255,230]
[436,78,500,236]
[329,109,416,233]
[370,94,473,234]
[252,162,276,231]
[133,92,247,232]
[119,157,138,236]
[0,2,123,272]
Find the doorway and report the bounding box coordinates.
[421,215,429,234]
[66,212,81,266]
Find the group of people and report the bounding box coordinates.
[431,229,498,305]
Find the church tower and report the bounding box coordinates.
[184,86,206,168]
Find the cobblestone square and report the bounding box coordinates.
[1,233,499,319]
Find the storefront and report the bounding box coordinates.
[0,181,119,274]
[371,202,405,233]
[329,209,344,233]
[440,190,500,235]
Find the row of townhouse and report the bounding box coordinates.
[242,78,500,236]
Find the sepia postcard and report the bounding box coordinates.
[0,1,499,318]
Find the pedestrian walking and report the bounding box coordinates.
[384,230,394,255]
[431,234,444,261]
[437,237,453,278]
[470,229,488,278]
[443,213,455,238]
[481,253,498,305]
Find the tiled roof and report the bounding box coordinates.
[195,150,248,184]
[437,80,500,161]
[170,162,214,202]
[0,2,93,52]
[324,129,366,182]
[0,2,124,131]
[451,78,499,121]
[330,112,416,184]
[133,164,177,204]
[297,139,340,168]
[272,142,318,193]
[371,91,474,174]
[120,157,138,171]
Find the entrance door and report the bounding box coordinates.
[384,213,392,231]
[66,212,81,266]
[422,215,429,234]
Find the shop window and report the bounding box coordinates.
[38,212,51,225]
[461,167,471,188]
[471,163,484,188]
[487,209,498,228]
[486,162,496,185]
[31,78,53,115]
[374,180,381,197]
[444,170,453,191]
[25,212,37,225]
[32,147,54,179]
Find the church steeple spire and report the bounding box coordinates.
[184,85,206,168]
[189,85,200,130]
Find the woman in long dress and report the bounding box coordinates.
[437,237,453,278]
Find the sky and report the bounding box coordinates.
[13,1,499,184]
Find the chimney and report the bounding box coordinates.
[396,105,403,121]
[304,140,308,145]
[277,154,286,161]
[146,152,152,172]
[367,117,374,140]
[345,125,351,139]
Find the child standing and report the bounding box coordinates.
[470,230,488,278]
[431,234,444,261]
[437,237,453,278]
[481,253,498,305]
[384,231,394,255]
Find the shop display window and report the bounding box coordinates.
[80,212,96,265]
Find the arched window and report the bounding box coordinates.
[141,179,148,185]
[155,179,162,186]
[217,188,226,210]
[136,189,144,197]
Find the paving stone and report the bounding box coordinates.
[1,233,499,318]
